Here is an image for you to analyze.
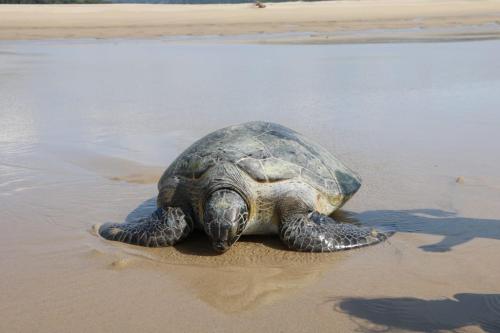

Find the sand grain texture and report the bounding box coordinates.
[0,0,500,42]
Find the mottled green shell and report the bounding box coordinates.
[160,122,361,197]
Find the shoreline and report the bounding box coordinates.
[1,0,500,42]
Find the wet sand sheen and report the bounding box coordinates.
[1,39,500,332]
[95,232,347,313]
[64,150,164,184]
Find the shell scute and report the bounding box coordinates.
[160,122,360,198]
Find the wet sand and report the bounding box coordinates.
[1,39,500,332]
[1,0,500,43]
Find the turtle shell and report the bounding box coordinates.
[160,122,361,197]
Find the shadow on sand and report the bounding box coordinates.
[335,293,500,332]
[124,197,288,256]
[346,209,500,252]
[124,198,500,253]
[118,198,344,313]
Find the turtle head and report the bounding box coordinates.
[204,189,249,253]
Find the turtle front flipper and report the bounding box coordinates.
[279,211,389,252]
[99,207,193,247]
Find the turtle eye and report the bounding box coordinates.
[235,210,249,237]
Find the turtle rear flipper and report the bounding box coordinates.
[279,211,389,252]
[99,207,193,247]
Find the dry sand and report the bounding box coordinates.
[1,0,500,42]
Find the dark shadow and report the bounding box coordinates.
[124,199,500,254]
[124,197,287,256]
[125,197,157,222]
[172,232,288,256]
[172,230,217,256]
[239,234,289,251]
[339,209,500,252]
[124,197,216,256]
[335,293,500,333]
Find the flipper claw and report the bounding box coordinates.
[99,207,192,247]
[280,211,389,252]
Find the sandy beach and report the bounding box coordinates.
[1,37,500,332]
[1,1,500,332]
[1,0,500,42]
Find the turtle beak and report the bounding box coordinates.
[213,240,230,253]
[204,189,249,254]
[207,221,238,253]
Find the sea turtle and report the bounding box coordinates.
[99,121,388,253]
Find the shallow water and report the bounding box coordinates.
[1,39,500,332]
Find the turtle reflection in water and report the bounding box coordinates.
[99,122,389,253]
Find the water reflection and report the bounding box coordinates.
[98,198,500,312]
[97,198,346,313]
[335,293,500,332]
[105,234,343,313]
